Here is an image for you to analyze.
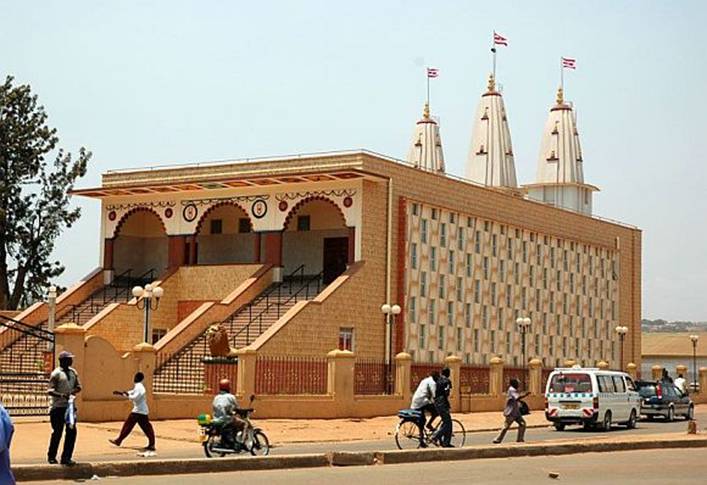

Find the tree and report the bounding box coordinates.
[0,76,91,310]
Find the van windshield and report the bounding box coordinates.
[549,373,592,393]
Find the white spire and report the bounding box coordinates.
[465,74,518,188]
[406,103,445,173]
[525,88,598,215]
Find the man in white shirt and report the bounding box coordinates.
[674,374,688,394]
[109,372,156,451]
[410,371,439,447]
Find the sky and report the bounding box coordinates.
[1,1,705,321]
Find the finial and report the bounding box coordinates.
[423,102,430,119]
[488,73,496,92]
[556,87,564,105]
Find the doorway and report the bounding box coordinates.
[323,237,349,285]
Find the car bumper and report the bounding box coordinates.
[545,411,598,425]
[641,405,667,416]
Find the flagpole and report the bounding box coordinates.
[492,32,497,79]
[560,57,564,91]
[426,70,430,107]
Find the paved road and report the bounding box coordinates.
[30,447,707,484]
[13,410,705,465]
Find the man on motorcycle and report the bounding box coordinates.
[212,379,244,446]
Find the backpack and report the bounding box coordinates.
[519,400,530,416]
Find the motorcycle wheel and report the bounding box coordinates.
[249,430,270,456]
[203,435,226,458]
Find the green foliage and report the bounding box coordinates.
[0,76,91,309]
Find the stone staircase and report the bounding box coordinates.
[153,271,323,394]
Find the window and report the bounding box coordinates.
[210,219,223,234]
[447,302,454,326]
[499,260,506,281]
[466,254,473,277]
[474,280,480,303]
[448,250,454,274]
[339,328,354,351]
[412,203,419,216]
[411,243,418,269]
[421,219,428,243]
[151,328,167,344]
[456,277,463,301]
[490,330,496,353]
[505,331,512,353]
[473,329,480,352]
[514,263,520,284]
[492,234,497,257]
[456,328,463,352]
[535,289,541,312]
[534,335,540,356]
[483,257,489,279]
[457,230,464,250]
[612,376,626,392]
[543,268,548,289]
[550,373,592,393]
[238,218,252,233]
[522,241,528,263]
[409,297,417,323]
[297,215,310,231]
[529,265,534,285]
[431,208,438,220]
[418,324,426,348]
[484,221,490,231]
[556,270,562,291]
[439,275,446,298]
[430,247,437,271]
[474,231,481,253]
[450,213,456,224]
[428,299,436,324]
[438,326,445,350]
[598,375,615,393]
[465,303,471,327]
[440,223,447,246]
[420,272,427,296]
[467,216,474,228]
[506,285,512,307]
[482,305,489,328]
[491,282,497,305]
[521,288,527,309]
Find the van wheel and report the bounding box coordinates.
[553,423,565,431]
[626,409,637,429]
[685,405,694,421]
[666,406,674,422]
[602,411,612,431]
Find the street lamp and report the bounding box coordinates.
[615,325,628,370]
[381,303,401,392]
[46,285,57,351]
[690,335,699,392]
[516,317,531,389]
[133,284,164,344]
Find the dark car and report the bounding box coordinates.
[635,380,694,421]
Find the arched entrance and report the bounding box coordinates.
[282,197,351,284]
[113,209,168,277]
[195,203,256,264]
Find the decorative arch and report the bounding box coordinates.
[193,201,253,235]
[113,207,167,238]
[282,195,347,231]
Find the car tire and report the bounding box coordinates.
[646,414,654,421]
[553,423,565,431]
[666,406,674,422]
[602,411,612,431]
[626,409,637,429]
[685,405,694,421]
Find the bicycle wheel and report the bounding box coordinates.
[449,419,466,448]
[395,419,422,450]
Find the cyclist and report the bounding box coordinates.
[410,370,439,447]
[432,367,453,447]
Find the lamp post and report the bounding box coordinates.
[381,303,401,393]
[516,317,531,389]
[615,325,628,371]
[132,284,164,344]
[47,285,57,351]
[690,335,699,392]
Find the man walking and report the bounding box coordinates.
[432,367,453,447]
[1,401,15,484]
[47,350,82,465]
[493,378,529,444]
[109,372,156,452]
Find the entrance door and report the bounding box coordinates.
[323,237,349,285]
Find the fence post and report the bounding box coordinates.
[132,342,156,411]
[54,323,87,409]
[563,359,576,367]
[528,358,542,395]
[394,352,412,402]
[626,362,637,379]
[327,349,355,415]
[444,354,462,412]
[489,356,504,396]
[597,360,609,370]
[235,348,257,400]
[651,365,663,381]
[699,368,707,395]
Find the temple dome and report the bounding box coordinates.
[406,103,445,173]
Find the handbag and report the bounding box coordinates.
[519,400,530,416]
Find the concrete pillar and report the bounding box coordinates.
[54,323,87,408]
[444,354,462,412]
[699,368,707,395]
[235,348,257,400]
[347,226,356,265]
[327,349,355,415]
[489,356,504,396]
[626,362,637,379]
[167,235,186,268]
[529,358,543,395]
[651,365,663,381]
[103,238,114,270]
[132,342,156,410]
[675,364,688,380]
[253,232,262,263]
[394,352,412,403]
[597,361,609,370]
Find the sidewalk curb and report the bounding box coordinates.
[13,436,707,482]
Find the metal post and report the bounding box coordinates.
[47,286,57,351]
[693,340,698,392]
[619,334,625,371]
[143,300,150,344]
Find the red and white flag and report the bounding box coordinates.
[493,31,508,46]
[562,57,577,69]
[427,67,439,78]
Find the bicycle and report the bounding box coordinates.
[394,409,466,450]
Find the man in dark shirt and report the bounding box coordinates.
[47,350,81,465]
[433,367,453,447]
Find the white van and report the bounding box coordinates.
[544,367,641,431]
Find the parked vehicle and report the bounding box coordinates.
[545,367,641,431]
[635,380,694,421]
[197,395,270,457]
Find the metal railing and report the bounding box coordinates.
[354,357,391,395]
[460,365,491,394]
[255,354,328,395]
